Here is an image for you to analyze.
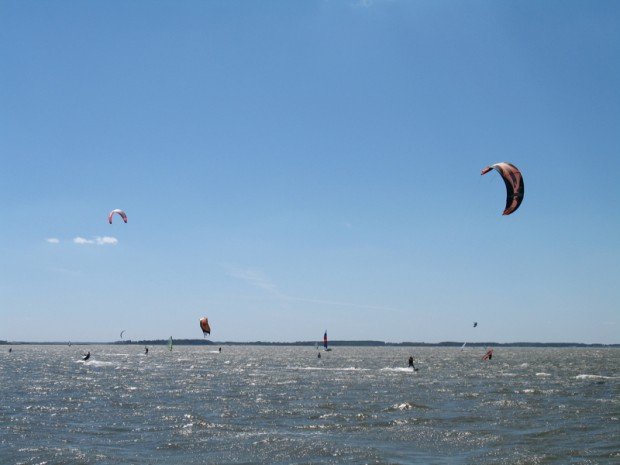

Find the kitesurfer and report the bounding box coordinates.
[83,351,90,361]
[145,347,149,355]
[218,347,222,353]
[317,352,321,359]
[8,348,12,353]
[408,356,414,368]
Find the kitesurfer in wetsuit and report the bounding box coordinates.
[408,356,414,368]
[8,348,12,353]
[317,352,321,359]
[83,351,90,361]
[218,347,222,353]
[145,347,149,355]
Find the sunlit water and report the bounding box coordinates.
[1,346,618,464]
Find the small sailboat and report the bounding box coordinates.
[323,331,332,352]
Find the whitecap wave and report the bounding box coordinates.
[289,366,370,372]
[576,374,618,380]
[381,367,418,373]
[76,360,114,367]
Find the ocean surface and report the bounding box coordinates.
[1,345,618,464]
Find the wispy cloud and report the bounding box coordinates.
[48,266,83,275]
[73,236,118,245]
[225,265,284,298]
[45,238,60,244]
[225,264,403,314]
[352,0,388,8]
[280,295,404,314]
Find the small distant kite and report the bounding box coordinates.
[108,209,128,224]
[480,162,524,215]
[473,322,478,328]
[199,317,211,337]
[120,330,126,339]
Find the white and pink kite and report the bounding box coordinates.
[108,209,128,224]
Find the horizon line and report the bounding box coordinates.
[1,339,618,347]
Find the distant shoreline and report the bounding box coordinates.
[1,340,618,348]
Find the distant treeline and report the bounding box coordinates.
[216,340,617,348]
[2,339,618,347]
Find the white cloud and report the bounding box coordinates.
[46,238,60,244]
[73,236,118,246]
[73,237,93,245]
[95,236,118,245]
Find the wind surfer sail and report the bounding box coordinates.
[323,331,332,351]
[168,336,173,351]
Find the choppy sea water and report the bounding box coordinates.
[1,346,618,464]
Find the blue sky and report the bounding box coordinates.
[1,1,618,343]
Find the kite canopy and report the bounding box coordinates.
[199,317,211,336]
[108,209,128,224]
[481,163,524,215]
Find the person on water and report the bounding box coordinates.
[82,351,90,361]
[8,348,12,353]
[408,356,414,368]
[145,347,149,355]
[317,352,321,359]
[218,347,222,353]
